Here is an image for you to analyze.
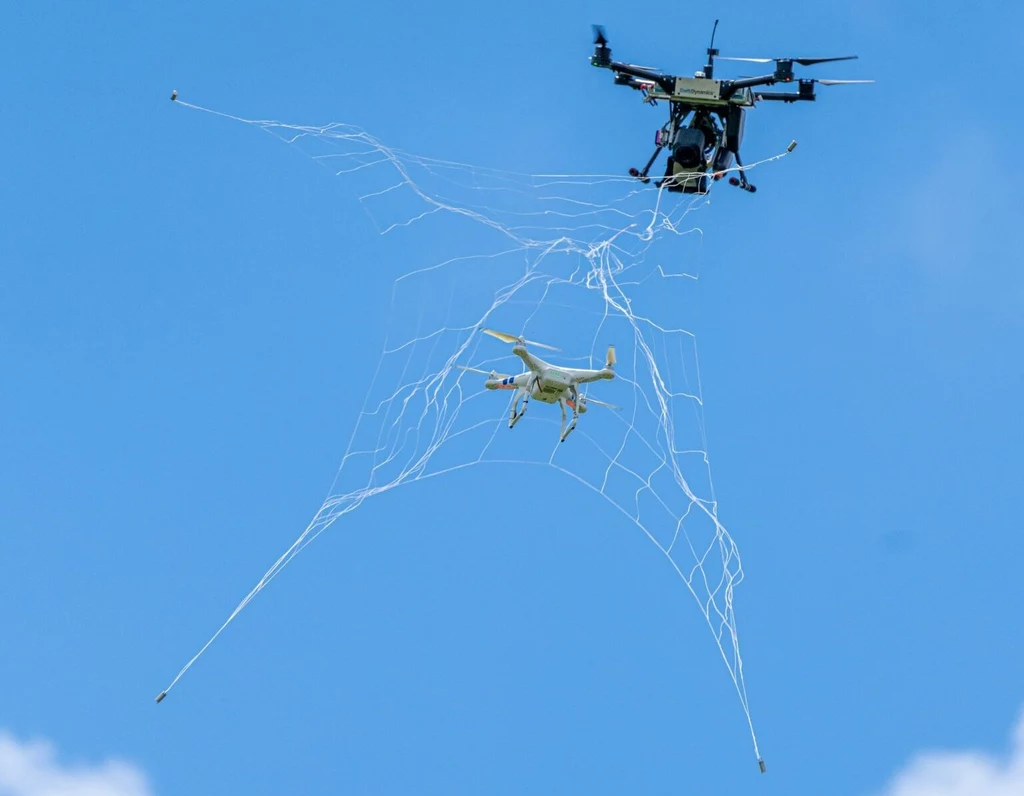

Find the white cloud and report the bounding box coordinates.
[875,709,1024,796]
[0,731,152,796]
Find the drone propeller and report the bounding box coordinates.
[605,345,616,370]
[591,24,612,68]
[815,79,874,85]
[457,365,509,379]
[581,395,620,411]
[621,61,662,73]
[718,56,773,64]
[590,26,659,71]
[718,55,858,66]
[481,328,561,352]
[791,56,859,66]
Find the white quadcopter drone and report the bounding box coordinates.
[459,328,619,442]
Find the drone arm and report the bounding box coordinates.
[572,368,615,385]
[721,74,779,98]
[753,91,815,103]
[590,27,674,94]
[603,60,675,94]
[513,346,544,375]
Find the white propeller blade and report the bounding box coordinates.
[457,365,509,378]
[606,345,616,368]
[583,396,620,410]
[817,79,875,85]
[481,328,561,352]
[481,328,518,343]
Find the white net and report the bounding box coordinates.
[160,100,782,768]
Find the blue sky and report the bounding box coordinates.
[2,1,1023,794]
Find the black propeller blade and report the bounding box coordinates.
[591,24,612,67]
[791,55,859,66]
[719,55,859,66]
[720,54,861,83]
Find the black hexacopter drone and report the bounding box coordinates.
[590,21,872,195]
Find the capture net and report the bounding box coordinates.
[159,99,785,770]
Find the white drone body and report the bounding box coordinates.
[460,329,619,443]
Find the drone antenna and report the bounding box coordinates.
[705,19,720,78]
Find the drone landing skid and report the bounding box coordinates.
[727,175,756,193]
[509,390,529,428]
[633,159,756,194]
[629,143,663,184]
[559,397,579,443]
[724,151,756,193]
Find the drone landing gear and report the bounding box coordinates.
[727,175,756,192]
[726,152,757,193]
[559,390,580,443]
[509,389,529,429]
[629,144,663,184]
[509,401,527,428]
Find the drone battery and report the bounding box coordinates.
[540,369,572,396]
